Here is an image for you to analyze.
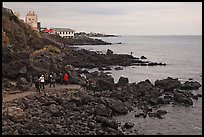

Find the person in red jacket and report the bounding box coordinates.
[64,73,69,85]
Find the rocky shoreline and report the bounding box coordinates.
[2,46,166,93]
[2,72,202,135]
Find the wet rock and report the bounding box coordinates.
[148,62,166,66]
[87,73,115,91]
[140,56,147,59]
[101,97,128,115]
[180,81,201,90]
[116,76,129,87]
[176,90,194,98]
[77,69,89,74]
[196,94,202,97]
[192,95,198,100]
[106,49,113,55]
[136,79,153,92]
[145,88,161,105]
[94,103,112,117]
[173,90,193,106]
[98,66,111,71]
[157,97,171,105]
[155,77,181,91]
[16,77,30,91]
[123,122,134,129]
[7,106,25,122]
[96,79,115,91]
[96,116,118,129]
[114,66,123,71]
[104,127,124,135]
[140,63,148,66]
[148,112,163,119]
[156,110,167,115]
[192,94,202,100]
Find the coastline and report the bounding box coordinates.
[2,73,202,135]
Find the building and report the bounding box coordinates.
[42,28,56,34]
[52,28,75,38]
[25,11,39,32]
[37,22,41,31]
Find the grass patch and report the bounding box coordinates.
[32,45,61,56]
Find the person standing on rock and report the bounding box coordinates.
[64,73,69,85]
[39,74,45,90]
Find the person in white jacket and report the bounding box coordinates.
[39,74,45,90]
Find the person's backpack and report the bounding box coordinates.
[51,77,55,82]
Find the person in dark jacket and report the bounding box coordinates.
[49,74,55,88]
[34,76,41,92]
[59,72,63,85]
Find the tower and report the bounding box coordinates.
[25,11,38,31]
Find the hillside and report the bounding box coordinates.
[2,7,44,52]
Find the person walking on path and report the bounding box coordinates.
[34,76,41,93]
[49,74,55,88]
[27,74,33,87]
[59,72,63,85]
[64,73,69,85]
[39,74,45,90]
[44,73,49,85]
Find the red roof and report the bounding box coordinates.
[43,28,55,33]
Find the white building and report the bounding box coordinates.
[52,28,75,38]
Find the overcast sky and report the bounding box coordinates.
[3,2,202,35]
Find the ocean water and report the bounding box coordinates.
[75,35,202,135]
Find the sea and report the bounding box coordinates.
[75,35,202,135]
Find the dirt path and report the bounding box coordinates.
[3,84,81,103]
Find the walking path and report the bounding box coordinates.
[3,84,81,103]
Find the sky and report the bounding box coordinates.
[3,2,202,35]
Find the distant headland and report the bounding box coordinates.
[75,32,120,37]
